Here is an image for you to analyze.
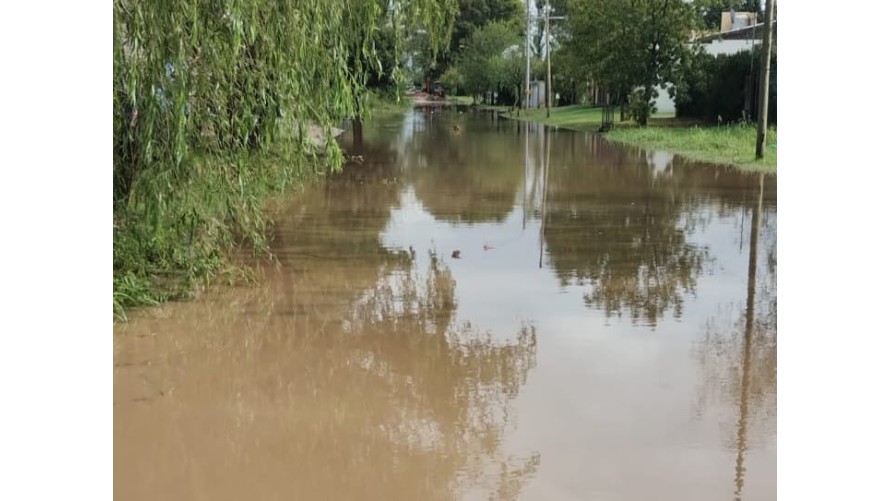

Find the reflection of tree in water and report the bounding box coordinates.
[341,251,540,499]
[244,162,541,499]
[265,142,404,266]
[150,242,540,498]
[541,134,709,326]
[400,107,524,224]
[694,175,776,501]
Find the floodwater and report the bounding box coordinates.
[114,106,777,500]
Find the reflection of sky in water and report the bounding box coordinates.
[115,107,776,501]
[350,109,776,499]
[382,184,776,339]
[378,155,776,499]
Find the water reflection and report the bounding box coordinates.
[116,107,777,501]
[403,107,524,224]
[343,251,539,498]
[115,154,540,500]
[539,131,709,326]
[694,174,777,500]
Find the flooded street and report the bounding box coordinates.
[114,106,776,500]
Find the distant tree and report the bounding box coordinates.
[433,0,524,76]
[672,46,776,124]
[439,66,465,96]
[565,0,695,124]
[457,22,522,103]
[550,44,589,105]
[500,45,527,108]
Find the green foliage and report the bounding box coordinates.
[456,21,523,104]
[550,46,588,105]
[564,0,695,123]
[505,105,608,130]
[607,124,777,172]
[628,89,658,125]
[439,66,466,95]
[113,0,456,318]
[673,46,776,124]
[440,0,524,71]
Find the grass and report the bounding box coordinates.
[501,104,678,131]
[366,90,414,118]
[475,104,514,112]
[498,104,776,172]
[113,144,326,321]
[447,95,475,105]
[115,90,408,321]
[503,105,609,131]
[607,124,777,173]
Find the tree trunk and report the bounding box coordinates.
[641,85,653,126]
[352,118,363,150]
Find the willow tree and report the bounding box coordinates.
[113,0,456,317]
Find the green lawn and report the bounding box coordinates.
[447,95,475,105]
[499,104,776,172]
[502,105,676,131]
[607,124,777,173]
[504,105,610,130]
[365,91,413,117]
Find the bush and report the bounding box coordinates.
[674,46,776,124]
[629,89,658,125]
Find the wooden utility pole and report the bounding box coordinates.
[524,0,531,110]
[545,1,552,117]
[544,6,565,118]
[755,0,775,159]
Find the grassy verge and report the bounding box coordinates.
[447,95,475,105]
[366,90,414,118]
[499,104,776,172]
[475,104,514,112]
[503,105,607,131]
[113,141,333,321]
[115,91,412,321]
[501,105,677,131]
[606,124,777,173]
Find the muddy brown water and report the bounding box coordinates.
[114,106,776,501]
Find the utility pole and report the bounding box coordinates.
[755,0,775,159]
[525,0,531,110]
[545,2,552,117]
[543,3,565,118]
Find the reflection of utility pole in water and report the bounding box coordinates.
[539,127,550,268]
[523,122,529,230]
[734,173,763,501]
